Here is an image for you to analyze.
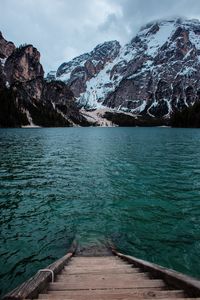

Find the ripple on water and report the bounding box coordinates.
[0,127,200,297]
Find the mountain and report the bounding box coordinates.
[51,18,200,121]
[0,31,15,89]
[0,32,89,128]
[2,17,200,128]
[47,41,121,99]
[0,31,15,59]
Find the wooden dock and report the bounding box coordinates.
[3,246,200,299]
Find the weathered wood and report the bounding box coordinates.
[5,244,200,300]
[62,265,141,275]
[69,261,126,267]
[38,289,185,299]
[39,295,199,300]
[45,288,165,296]
[64,264,136,271]
[57,272,149,282]
[48,279,165,290]
[73,256,117,260]
[61,268,141,275]
[3,241,77,300]
[70,257,125,263]
[112,249,200,297]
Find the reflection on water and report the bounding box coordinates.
[0,127,200,297]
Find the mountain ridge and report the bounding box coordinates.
[0,33,90,128]
[50,17,200,120]
[1,17,200,127]
[47,40,121,99]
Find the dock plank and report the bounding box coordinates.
[49,279,165,290]
[39,289,185,299]
[57,273,150,281]
[35,254,197,300]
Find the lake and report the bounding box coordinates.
[0,127,200,297]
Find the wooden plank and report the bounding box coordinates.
[57,272,149,280]
[3,241,77,300]
[72,256,118,260]
[69,261,127,267]
[48,279,165,290]
[63,265,135,270]
[70,257,126,265]
[112,249,200,297]
[71,258,126,263]
[38,294,197,300]
[53,278,162,288]
[38,297,189,300]
[57,273,150,282]
[38,290,185,299]
[38,298,189,300]
[62,270,141,275]
[61,267,141,275]
[63,265,140,274]
[41,289,181,297]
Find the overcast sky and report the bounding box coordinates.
[1,0,200,73]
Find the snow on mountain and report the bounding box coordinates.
[83,18,200,117]
[78,19,177,110]
[48,41,121,99]
[51,18,200,118]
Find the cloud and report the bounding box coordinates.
[111,0,200,35]
[1,0,200,73]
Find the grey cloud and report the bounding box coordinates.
[1,0,200,73]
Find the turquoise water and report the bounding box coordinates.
[0,127,200,296]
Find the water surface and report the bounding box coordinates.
[1,127,200,297]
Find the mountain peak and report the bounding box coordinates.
[77,17,200,115]
[48,40,121,97]
[0,31,15,59]
[47,17,200,118]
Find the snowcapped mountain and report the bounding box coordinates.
[51,17,200,118]
[48,41,121,98]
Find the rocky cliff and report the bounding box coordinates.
[0,31,15,89]
[51,18,200,121]
[2,17,200,128]
[48,41,121,98]
[4,44,44,84]
[0,31,15,59]
[0,32,89,127]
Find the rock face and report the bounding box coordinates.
[53,18,200,118]
[0,60,5,89]
[4,45,44,84]
[50,41,121,98]
[101,18,200,118]
[0,32,15,89]
[0,33,89,127]
[2,17,200,127]
[0,31,15,59]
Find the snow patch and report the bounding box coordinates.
[57,72,71,82]
[5,81,10,88]
[80,108,117,127]
[178,66,196,76]
[131,100,147,113]
[0,57,7,66]
[22,110,40,128]
[145,22,175,57]
[189,30,200,49]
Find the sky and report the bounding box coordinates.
[1,0,200,73]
